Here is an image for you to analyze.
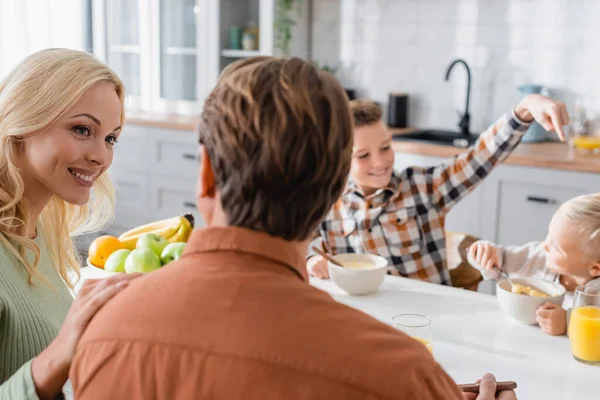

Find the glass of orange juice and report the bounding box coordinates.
[569,284,600,365]
[392,313,432,354]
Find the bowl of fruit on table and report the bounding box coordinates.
[86,213,194,277]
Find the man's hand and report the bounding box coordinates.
[462,374,517,400]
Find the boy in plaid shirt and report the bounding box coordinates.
[307,95,568,285]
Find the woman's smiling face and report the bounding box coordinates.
[16,82,122,206]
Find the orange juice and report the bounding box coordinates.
[413,337,433,353]
[569,306,600,363]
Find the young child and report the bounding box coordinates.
[307,95,569,286]
[468,193,600,336]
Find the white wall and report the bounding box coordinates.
[311,0,600,134]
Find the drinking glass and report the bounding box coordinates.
[569,284,600,365]
[392,313,432,354]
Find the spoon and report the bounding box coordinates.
[493,266,514,289]
[311,246,344,267]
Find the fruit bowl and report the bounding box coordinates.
[496,277,565,325]
[86,213,194,274]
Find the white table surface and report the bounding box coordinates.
[310,275,598,400]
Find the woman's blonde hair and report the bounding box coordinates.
[559,193,600,260]
[0,48,125,288]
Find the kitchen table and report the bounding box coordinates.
[310,275,598,400]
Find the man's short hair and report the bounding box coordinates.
[198,56,353,241]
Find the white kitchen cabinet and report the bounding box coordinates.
[479,165,600,246]
[150,175,201,222]
[92,0,310,115]
[148,128,201,179]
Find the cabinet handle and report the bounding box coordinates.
[183,201,196,208]
[526,196,556,204]
[182,153,199,160]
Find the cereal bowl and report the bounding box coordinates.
[496,277,565,325]
[327,253,388,296]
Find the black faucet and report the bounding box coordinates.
[445,59,471,136]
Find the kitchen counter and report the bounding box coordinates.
[124,112,600,174]
[390,128,600,174]
[126,110,201,131]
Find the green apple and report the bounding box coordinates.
[124,248,161,273]
[104,249,130,273]
[136,232,168,257]
[160,242,186,265]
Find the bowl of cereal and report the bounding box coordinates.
[327,253,389,296]
[496,277,565,325]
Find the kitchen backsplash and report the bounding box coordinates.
[311,0,600,134]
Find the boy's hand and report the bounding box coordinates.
[468,242,499,271]
[536,302,567,336]
[307,256,329,279]
[514,94,569,140]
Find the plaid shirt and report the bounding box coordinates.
[309,109,531,285]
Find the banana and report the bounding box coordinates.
[166,222,192,243]
[118,214,195,249]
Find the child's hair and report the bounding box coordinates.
[198,56,353,241]
[559,193,600,260]
[349,100,382,128]
[0,48,125,288]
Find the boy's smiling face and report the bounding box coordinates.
[350,120,395,195]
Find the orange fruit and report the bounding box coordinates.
[88,235,125,268]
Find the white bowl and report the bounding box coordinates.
[328,253,388,296]
[496,277,565,325]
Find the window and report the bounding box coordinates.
[92,0,204,115]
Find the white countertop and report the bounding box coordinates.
[310,275,598,400]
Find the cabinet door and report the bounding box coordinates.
[150,175,204,227]
[479,165,600,246]
[495,181,583,245]
[111,125,150,173]
[109,170,150,219]
[149,128,200,179]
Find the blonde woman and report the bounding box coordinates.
[0,48,140,399]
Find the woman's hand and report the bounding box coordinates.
[31,273,142,399]
[514,94,570,140]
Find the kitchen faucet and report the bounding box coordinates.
[445,59,471,136]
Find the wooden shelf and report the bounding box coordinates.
[221,49,261,58]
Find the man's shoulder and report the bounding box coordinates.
[73,270,461,400]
